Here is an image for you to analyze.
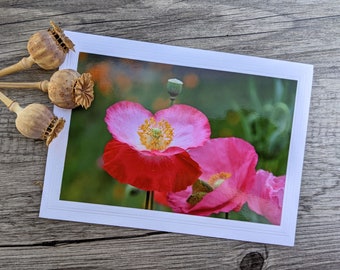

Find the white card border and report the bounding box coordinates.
[39,31,313,246]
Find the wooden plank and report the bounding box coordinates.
[0,1,339,269]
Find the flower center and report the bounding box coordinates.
[187,172,232,206]
[138,117,174,151]
[208,172,232,188]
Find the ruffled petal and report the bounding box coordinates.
[155,104,211,149]
[154,191,169,207]
[168,179,244,216]
[168,137,258,216]
[190,181,246,215]
[189,137,258,195]
[102,139,201,192]
[105,101,152,150]
[247,170,285,225]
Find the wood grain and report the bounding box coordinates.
[0,1,339,269]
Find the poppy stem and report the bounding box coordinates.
[225,212,229,219]
[167,78,183,106]
[144,191,154,210]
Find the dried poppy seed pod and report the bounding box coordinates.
[0,69,94,109]
[0,91,65,146]
[0,21,74,77]
[45,69,94,109]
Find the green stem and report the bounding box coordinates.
[144,191,154,210]
[143,78,181,210]
[225,212,229,219]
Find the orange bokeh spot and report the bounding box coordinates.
[152,97,170,111]
[114,72,132,92]
[183,73,199,89]
[79,53,88,62]
[87,62,113,95]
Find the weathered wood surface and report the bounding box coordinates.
[0,1,339,269]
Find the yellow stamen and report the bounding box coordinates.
[208,172,232,188]
[186,173,231,206]
[138,117,174,151]
[187,180,213,205]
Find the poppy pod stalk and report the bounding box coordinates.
[0,91,65,145]
[167,78,183,104]
[0,21,74,78]
[0,69,94,109]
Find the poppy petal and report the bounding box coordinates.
[102,139,201,192]
[247,170,285,225]
[168,137,258,216]
[154,191,169,207]
[105,101,152,150]
[155,104,211,149]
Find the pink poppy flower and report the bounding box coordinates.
[102,101,211,192]
[247,170,285,225]
[167,137,258,215]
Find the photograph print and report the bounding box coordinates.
[40,31,313,246]
[60,52,296,226]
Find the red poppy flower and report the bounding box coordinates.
[247,170,285,225]
[167,137,258,215]
[102,101,211,192]
[154,191,170,207]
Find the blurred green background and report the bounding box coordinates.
[59,52,297,221]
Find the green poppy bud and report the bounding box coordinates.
[167,78,183,100]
